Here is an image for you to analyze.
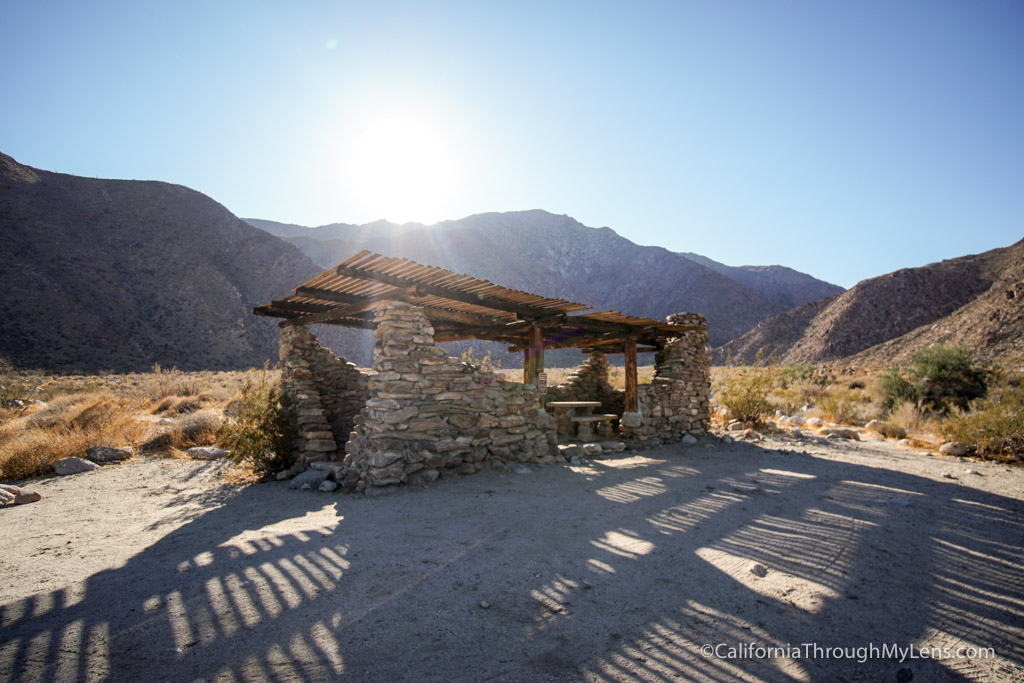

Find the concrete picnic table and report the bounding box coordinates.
[546,401,603,438]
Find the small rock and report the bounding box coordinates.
[511,464,532,474]
[740,429,761,441]
[733,483,759,494]
[749,562,768,577]
[318,480,338,493]
[939,442,967,457]
[289,470,330,490]
[276,470,293,481]
[479,601,490,609]
[898,438,914,447]
[721,434,733,445]
[52,457,99,475]
[13,491,41,505]
[806,417,824,428]
[85,446,133,463]
[790,429,806,439]
[582,443,603,456]
[558,444,582,458]
[157,417,174,425]
[569,456,587,466]
[186,446,230,460]
[818,428,860,440]
[789,416,806,426]
[964,468,979,476]
[941,472,955,479]
[727,421,744,431]
[604,441,627,452]
[682,434,698,445]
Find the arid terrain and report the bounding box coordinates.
[2,433,1022,682]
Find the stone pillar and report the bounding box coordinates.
[279,326,339,468]
[620,313,711,445]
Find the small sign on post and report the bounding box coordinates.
[537,372,547,394]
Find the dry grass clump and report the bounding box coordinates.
[942,386,1024,462]
[888,400,930,432]
[0,392,148,480]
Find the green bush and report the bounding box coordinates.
[911,346,988,411]
[215,368,295,475]
[719,369,775,423]
[879,367,917,409]
[879,346,988,414]
[943,386,1024,461]
[776,363,816,389]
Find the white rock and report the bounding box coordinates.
[318,480,338,492]
[511,464,532,474]
[806,417,824,428]
[939,442,967,457]
[790,416,806,426]
[582,443,603,456]
[52,457,99,475]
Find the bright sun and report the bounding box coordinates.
[342,110,459,224]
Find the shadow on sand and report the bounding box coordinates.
[1,442,1022,681]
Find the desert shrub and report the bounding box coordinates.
[879,367,918,409]
[888,400,928,432]
[460,347,501,370]
[718,369,774,423]
[776,363,816,389]
[146,364,205,400]
[215,369,295,475]
[911,346,988,412]
[942,386,1024,461]
[817,390,863,425]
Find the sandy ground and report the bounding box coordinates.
[1,434,1023,682]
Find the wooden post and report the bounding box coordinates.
[624,339,638,413]
[524,326,544,385]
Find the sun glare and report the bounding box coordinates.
[342,110,459,224]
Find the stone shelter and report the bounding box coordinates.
[255,251,710,492]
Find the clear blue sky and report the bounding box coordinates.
[3,1,1022,288]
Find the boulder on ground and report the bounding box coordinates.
[806,417,824,428]
[186,446,230,460]
[53,457,99,475]
[86,446,133,463]
[818,428,860,440]
[865,420,907,439]
[939,442,968,457]
[288,470,329,490]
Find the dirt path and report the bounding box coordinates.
[2,434,1022,682]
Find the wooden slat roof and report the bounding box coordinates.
[254,251,703,352]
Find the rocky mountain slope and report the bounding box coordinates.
[0,153,362,372]
[716,239,1024,366]
[679,252,843,311]
[248,211,843,347]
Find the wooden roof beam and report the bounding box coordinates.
[335,263,571,319]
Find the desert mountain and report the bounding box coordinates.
[248,211,843,347]
[716,238,1024,367]
[0,153,365,372]
[678,252,843,311]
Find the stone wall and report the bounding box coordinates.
[546,350,624,415]
[619,313,711,445]
[342,301,557,493]
[279,325,369,468]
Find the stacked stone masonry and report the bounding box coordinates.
[278,304,711,492]
[279,325,369,468]
[619,313,712,444]
[342,302,557,493]
[546,350,624,416]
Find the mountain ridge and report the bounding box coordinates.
[716,239,1024,367]
[247,210,844,347]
